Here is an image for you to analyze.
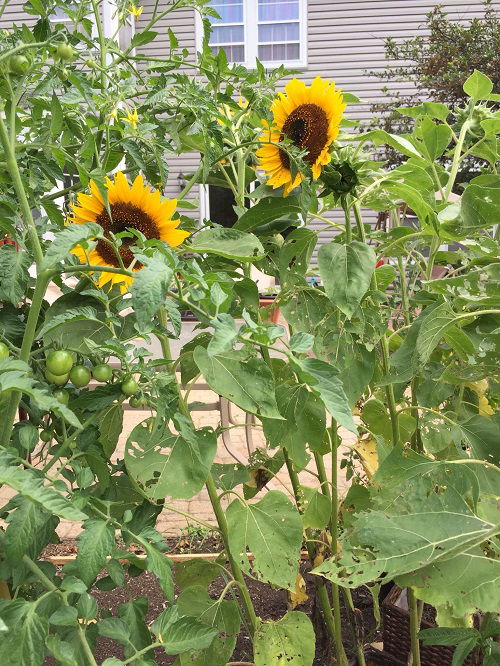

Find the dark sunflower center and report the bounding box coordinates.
[95,202,159,268]
[279,103,329,170]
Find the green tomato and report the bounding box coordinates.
[45,369,69,386]
[92,363,113,382]
[69,365,91,388]
[9,55,29,75]
[53,389,69,405]
[57,43,75,62]
[0,342,8,359]
[68,441,77,450]
[129,396,141,408]
[46,349,73,375]
[40,429,52,443]
[121,377,139,396]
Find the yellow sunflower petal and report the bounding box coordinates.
[258,76,345,196]
[77,193,104,214]
[89,180,104,204]
[70,205,98,223]
[160,228,190,247]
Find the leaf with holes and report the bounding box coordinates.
[125,415,217,500]
[226,491,302,590]
[254,611,315,666]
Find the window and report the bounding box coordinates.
[198,0,307,68]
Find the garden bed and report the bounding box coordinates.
[89,564,378,665]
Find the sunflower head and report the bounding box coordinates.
[256,77,346,196]
[70,172,189,290]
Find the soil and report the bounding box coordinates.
[88,562,378,666]
[41,540,379,665]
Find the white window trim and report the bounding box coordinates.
[195,0,307,70]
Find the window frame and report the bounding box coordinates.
[195,0,308,70]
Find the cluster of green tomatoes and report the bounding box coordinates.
[43,349,144,406]
[8,42,75,77]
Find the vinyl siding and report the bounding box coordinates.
[2,1,497,254]
[135,0,496,254]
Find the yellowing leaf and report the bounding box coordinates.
[353,438,379,478]
[289,574,308,609]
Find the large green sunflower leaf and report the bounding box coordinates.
[397,547,500,617]
[189,228,265,261]
[318,240,376,319]
[234,196,301,233]
[226,490,302,590]
[253,611,315,666]
[125,415,217,500]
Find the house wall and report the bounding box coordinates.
[2,1,497,254]
[135,0,495,254]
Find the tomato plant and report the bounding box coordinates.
[69,365,91,387]
[52,389,70,405]
[0,5,498,666]
[9,54,29,75]
[44,369,69,386]
[92,363,113,382]
[121,377,139,396]
[45,350,73,375]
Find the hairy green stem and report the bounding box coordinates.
[283,450,341,665]
[329,423,349,666]
[205,475,259,636]
[314,452,331,499]
[178,163,204,200]
[342,199,352,244]
[354,203,399,445]
[341,588,366,666]
[444,120,469,200]
[0,270,52,445]
[408,587,421,666]
[0,114,43,268]
[155,312,258,636]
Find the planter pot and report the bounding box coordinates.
[382,586,480,666]
[259,296,281,324]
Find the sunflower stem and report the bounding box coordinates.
[342,198,352,244]
[329,422,349,666]
[155,308,259,636]
[283,450,344,665]
[354,202,399,446]
[408,587,421,666]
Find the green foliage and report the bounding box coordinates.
[0,3,498,664]
[253,612,315,666]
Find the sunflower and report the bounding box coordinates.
[70,172,189,290]
[256,77,345,196]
